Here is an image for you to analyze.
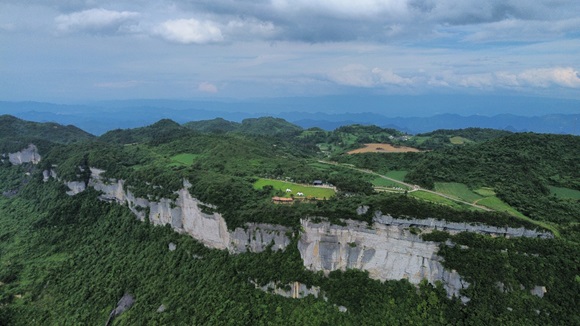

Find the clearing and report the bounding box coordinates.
[347,143,421,154]
[170,153,202,166]
[253,178,335,199]
[549,186,580,200]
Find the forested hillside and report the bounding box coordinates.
[0,117,578,325]
[0,115,94,153]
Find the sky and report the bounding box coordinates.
[1,0,580,104]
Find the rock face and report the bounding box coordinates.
[62,167,551,299]
[299,219,469,298]
[374,214,552,238]
[86,168,291,253]
[4,144,41,165]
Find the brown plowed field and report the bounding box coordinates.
[347,143,421,154]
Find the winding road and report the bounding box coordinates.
[319,160,492,212]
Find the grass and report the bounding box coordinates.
[308,162,333,171]
[474,187,496,197]
[170,153,202,166]
[477,196,526,217]
[477,196,560,237]
[434,182,482,203]
[410,190,466,210]
[371,177,407,188]
[549,186,580,200]
[384,170,408,181]
[253,178,335,199]
[411,136,430,145]
[449,136,471,145]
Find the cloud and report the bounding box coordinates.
[198,82,218,93]
[435,67,580,90]
[154,19,223,44]
[329,64,413,87]
[55,8,138,34]
[224,18,278,40]
[463,17,580,42]
[177,0,580,43]
[515,67,580,88]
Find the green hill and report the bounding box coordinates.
[0,115,94,152]
[99,119,192,145]
[237,117,303,136]
[183,117,241,134]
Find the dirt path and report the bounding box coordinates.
[319,160,492,212]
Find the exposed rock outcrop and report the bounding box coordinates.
[5,144,41,165]
[374,214,552,238]
[86,168,291,253]
[252,281,321,299]
[62,167,551,300]
[298,218,469,298]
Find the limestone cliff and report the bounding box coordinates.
[2,144,41,165]
[87,168,290,252]
[298,218,468,298]
[61,167,551,299]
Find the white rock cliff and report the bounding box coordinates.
[2,144,41,165]
[59,166,550,299]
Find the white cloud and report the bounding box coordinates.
[55,8,138,33]
[372,68,413,86]
[515,67,580,88]
[225,18,277,39]
[329,64,413,87]
[154,19,223,44]
[329,64,376,87]
[434,67,580,90]
[198,82,218,93]
[463,18,580,42]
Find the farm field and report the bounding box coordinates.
[476,196,560,236]
[347,143,421,154]
[253,178,335,199]
[371,177,405,188]
[473,187,496,197]
[477,196,525,217]
[549,186,580,200]
[434,182,483,203]
[410,190,479,210]
[384,170,408,181]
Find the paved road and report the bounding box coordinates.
[319,160,492,212]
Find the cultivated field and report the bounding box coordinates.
[434,182,483,203]
[549,186,580,200]
[253,178,335,199]
[347,143,421,154]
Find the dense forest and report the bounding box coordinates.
[0,116,579,324]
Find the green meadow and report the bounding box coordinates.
[253,178,336,199]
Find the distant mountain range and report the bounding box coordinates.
[0,100,578,135]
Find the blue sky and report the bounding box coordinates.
[1,0,580,104]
